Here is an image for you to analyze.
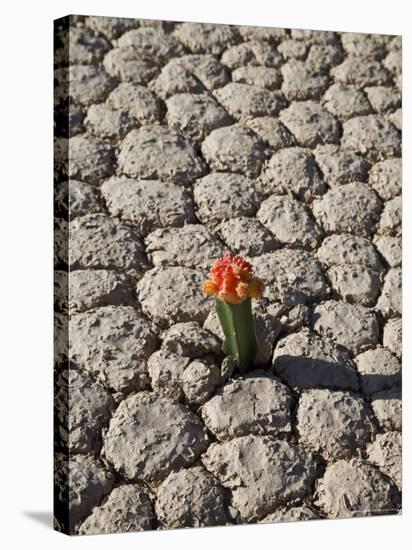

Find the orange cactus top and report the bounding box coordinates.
[202,251,265,304]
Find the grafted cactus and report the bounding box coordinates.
[202,252,264,372]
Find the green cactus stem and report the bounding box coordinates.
[215,297,258,373]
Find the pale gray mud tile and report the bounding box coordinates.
[383,318,402,358]
[180,359,222,406]
[279,101,340,147]
[387,108,402,130]
[117,26,186,62]
[102,392,209,481]
[373,236,401,267]
[278,39,308,60]
[107,82,163,123]
[70,306,158,393]
[54,217,68,268]
[202,436,316,522]
[312,183,382,237]
[377,267,402,318]
[322,84,372,120]
[161,322,221,358]
[214,83,286,121]
[368,158,401,201]
[272,329,359,391]
[355,348,401,396]
[221,41,283,70]
[68,136,114,184]
[341,32,386,59]
[315,459,400,518]
[367,432,402,488]
[55,179,101,219]
[318,234,384,272]
[167,55,231,91]
[156,467,231,528]
[69,214,148,276]
[137,267,211,328]
[290,29,338,45]
[311,300,379,354]
[260,147,325,201]
[365,86,401,114]
[101,177,195,236]
[66,65,116,107]
[166,93,232,141]
[327,265,382,306]
[69,269,135,313]
[85,15,140,40]
[85,103,136,139]
[314,145,370,186]
[232,66,282,90]
[306,44,344,70]
[257,195,322,250]
[218,217,278,256]
[378,196,402,236]
[201,374,292,441]
[254,249,329,306]
[261,504,320,523]
[151,62,206,99]
[118,127,206,184]
[55,369,114,454]
[342,115,401,161]
[148,349,191,401]
[103,47,157,84]
[281,60,330,101]
[174,22,240,55]
[238,25,287,42]
[55,26,110,65]
[297,389,374,459]
[246,117,295,150]
[145,224,225,269]
[383,48,402,75]
[371,387,402,431]
[194,172,261,226]
[331,57,391,87]
[78,485,155,534]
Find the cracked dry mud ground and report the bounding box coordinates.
[54,16,402,535]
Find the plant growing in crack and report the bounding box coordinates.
[202,251,265,373]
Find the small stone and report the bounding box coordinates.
[101,177,195,237]
[69,269,135,313]
[201,374,292,440]
[68,135,114,184]
[117,27,185,62]
[107,82,163,123]
[281,60,330,100]
[161,322,222,357]
[67,65,116,106]
[218,217,278,256]
[312,183,382,237]
[317,234,384,272]
[306,44,343,70]
[356,348,401,395]
[147,349,191,402]
[181,359,222,405]
[315,459,400,517]
[214,83,285,121]
[342,115,401,161]
[137,267,211,328]
[156,466,231,528]
[311,300,379,354]
[166,93,232,141]
[174,23,240,55]
[85,103,136,139]
[368,158,402,200]
[365,86,401,114]
[297,389,374,459]
[332,57,390,87]
[373,236,402,267]
[202,436,316,522]
[378,196,402,236]
[221,41,282,69]
[272,329,359,391]
[314,144,370,186]
[383,318,402,357]
[69,306,158,393]
[323,84,372,119]
[371,388,402,431]
[280,101,340,147]
[257,195,322,250]
[261,504,320,523]
[194,172,261,226]
[55,179,100,219]
[55,369,115,453]
[103,392,209,481]
[377,267,402,318]
[261,147,325,201]
[327,265,381,306]
[232,66,282,90]
[367,432,402,488]
[118,127,206,184]
[78,485,155,534]
[145,224,225,269]
[69,214,148,276]
[278,39,308,59]
[103,47,157,84]
[246,117,295,150]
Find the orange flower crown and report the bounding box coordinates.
[202,251,264,304]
